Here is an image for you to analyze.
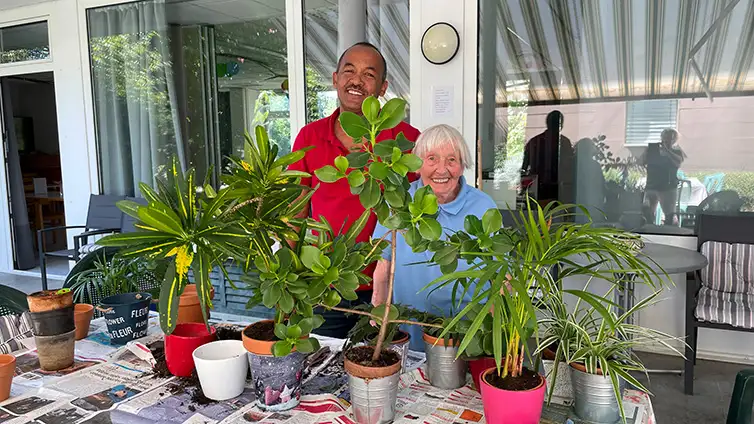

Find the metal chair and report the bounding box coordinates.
[37,194,125,290]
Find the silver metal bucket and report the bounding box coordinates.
[424,339,467,389]
[348,372,400,424]
[571,366,625,423]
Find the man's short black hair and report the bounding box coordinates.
[336,42,387,82]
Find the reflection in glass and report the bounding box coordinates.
[477,0,754,236]
[87,0,289,196]
[303,0,410,122]
[0,22,50,64]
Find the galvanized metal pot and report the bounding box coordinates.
[423,333,467,389]
[570,363,625,423]
[345,346,402,424]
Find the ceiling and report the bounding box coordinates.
[0,0,49,11]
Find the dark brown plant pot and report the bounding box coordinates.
[29,305,75,336]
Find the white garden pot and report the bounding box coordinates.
[193,340,248,401]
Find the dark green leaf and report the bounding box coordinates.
[385,170,402,186]
[359,178,381,209]
[300,246,323,270]
[384,189,405,208]
[371,304,400,323]
[324,290,342,307]
[262,285,282,308]
[395,132,414,152]
[279,291,295,313]
[272,340,293,357]
[404,227,421,248]
[464,215,484,235]
[347,151,370,169]
[433,245,459,266]
[296,337,320,353]
[377,98,407,131]
[374,140,397,158]
[307,281,328,299]
[158,261,180,335]
[339,111,370,139]
[314,165,341,183]
[298,318,314,335]
[274,323,287,340]
[347,170,366,187]
[374,200,390,223]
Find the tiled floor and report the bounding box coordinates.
[0,270,745,423]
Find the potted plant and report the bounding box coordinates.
[313,96,442,423]
[413,310,467,390]
[346,304,418,372]
[424,200,665,424]
[554,290,681,423]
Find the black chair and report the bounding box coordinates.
[685,213,754,394]
[726,369,754,424]
[37,194,125,290]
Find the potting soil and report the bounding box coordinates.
[484,367,541,391]
[345,345,400,368]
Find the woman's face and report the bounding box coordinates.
[419,142,464,202]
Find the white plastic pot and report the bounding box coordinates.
[192,340,248,401]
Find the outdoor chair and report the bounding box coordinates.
[0,285,32,354]
[37,194,125,290]
[679,190,744,230]
[726,369,754,424]
[685,213,754,394]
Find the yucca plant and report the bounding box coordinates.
[424,200,667,383]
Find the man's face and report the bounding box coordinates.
[332,45,388,114]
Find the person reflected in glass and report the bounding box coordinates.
[521,110,574,203]
[371,124,497,351]
[573,138,606,223]
[641,128,686,226]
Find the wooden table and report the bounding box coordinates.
[25,192,64,249]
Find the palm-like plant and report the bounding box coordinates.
[424,201,666,381]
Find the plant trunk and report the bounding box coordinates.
[372,229,397,361]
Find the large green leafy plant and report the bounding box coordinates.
[314,96,442,360]
[425,201,664,381]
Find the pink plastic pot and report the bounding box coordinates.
[165,323,217,377]
[468,357,496,392]
[479,367,546,424]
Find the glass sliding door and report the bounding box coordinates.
[87,0,290,196]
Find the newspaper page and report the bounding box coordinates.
[0,387,85,424]
[10,351,107,398]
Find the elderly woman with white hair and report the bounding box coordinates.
[371,124,497,351]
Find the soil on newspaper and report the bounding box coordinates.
[483,367,542,391]
[243,321,276,341]
[215,325,242,341]
[147,340,215,405]
[345,345,400,368]
[147,341,172,379]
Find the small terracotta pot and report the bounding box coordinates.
[177,284,215,325]
[27,290,73,313]
[343,345,402,379]
[74,304,95,340]
[0,354,16,402]
[242,321,276,355]
[480,367,546,424]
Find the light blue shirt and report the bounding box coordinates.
[373,176,498,351]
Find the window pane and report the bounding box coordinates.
[302,0,410,123]
[477,0,754,236]
[0,22,50,64]
[87,0,289,196]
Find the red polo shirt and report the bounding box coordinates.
[290,108,420,290]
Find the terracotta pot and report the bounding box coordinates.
[74,304,95,340]
[542,347,556,361]
[165,323,217,377]
[468,356,496,392]
[480,367,546,424]
[0,354,16,402]
[177,284,215,325]
[242,321,276,355]
[27,290,73,313]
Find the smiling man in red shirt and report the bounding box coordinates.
[290,42,420,338]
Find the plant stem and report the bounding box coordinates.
[372,229,397,361]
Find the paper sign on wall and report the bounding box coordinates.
[432,86,454,117]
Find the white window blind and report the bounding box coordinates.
[625,99,678,145]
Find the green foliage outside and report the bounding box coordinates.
[686,171,754,210]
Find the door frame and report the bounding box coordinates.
[0,10,55,273]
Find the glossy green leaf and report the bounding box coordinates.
[286,324,302,339]
[374,200,390,223]
[334,156,349,174]
[433,245,459,266]
[296,337,320,353]
[300,246,323,270]
[369,162,389,180]
[374,140,397,158]
[274,323,288,340]
[314,165,341,183]
[419,218,442,241]
[404,227,421,248]
[464,215,484,235]
[391,147,402,164]
[377,97,407,131]
[347,170,366,187]
[307,281,328,299]
[482,208,503,234]
[421,193,439,215]
[298,318,314,335]
[262,285,282,308]
[384,189,404,208]
[362,96,380,123]
[359,178,381,209]
[392,162,409,176]
[272,340,293,357]
[324,290,342,307]
[339,111,370,139]
[399,153,422,172]
[395,132,414,152]
[371,304,399,323]
[158,261,180,335]
[279,291,295,313]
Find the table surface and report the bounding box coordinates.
[25,192,63,200]
[573,242,708,274]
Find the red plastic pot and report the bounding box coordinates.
[480,367,546,424]
[468,357,496,392]
[165,323,217,377]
